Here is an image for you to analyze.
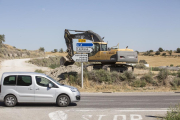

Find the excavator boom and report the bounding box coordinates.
[61,29,104,66]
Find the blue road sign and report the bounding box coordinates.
[76,43,93,47]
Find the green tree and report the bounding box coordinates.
[54,49,58,53]
[158,47,164,52]
[0,34,5,47]
[168,50,172,56]
[39,47,45,52]
[155,51,160,55]
[177,48,180,53]
[59,48,63,53]
[149,50,153,52]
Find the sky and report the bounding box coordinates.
[0,0,180,52]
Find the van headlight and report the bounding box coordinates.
[70,88,77,92]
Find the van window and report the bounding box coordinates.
[17,76,32,86]
[36,76,57,88]
[3,76,16,85]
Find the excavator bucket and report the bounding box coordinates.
[60,56,75,66]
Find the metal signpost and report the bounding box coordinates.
[72,41,93,88]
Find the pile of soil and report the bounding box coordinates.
[46,65,81,81]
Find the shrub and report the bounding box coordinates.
[39,47,45,52]
[155,51,160,55]
[35,69,45,73]
[177,71,180,77]
[158,47,164,52]
[157,69,169,82]
[119,73,127,81]
[134,63,146,69]
[142,51,150,56]
[152,81,158,86]
[162,53,166,56]
[139,60,147,64]
[149,50,153,52]
[54,49,58,53]
[88,69,112,84]
[177,48,180,53]
[131,80,146,87]
[141,72,153,83]
[170,64,174,67]
[152,67,161,71]
[123,71,135,80]
[168,50,172,56]
[165,104,180,120]
[49,64,60,69]
[59,48,63,53]
[172,77,180,87]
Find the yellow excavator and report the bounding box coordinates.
[60,29,138,72]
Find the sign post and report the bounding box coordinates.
[74,41,93,88]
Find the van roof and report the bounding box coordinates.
[2,72,46,76]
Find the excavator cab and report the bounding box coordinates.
[89,42,107,57]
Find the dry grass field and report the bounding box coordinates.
[139,55,180,67]
[45,52,180,67]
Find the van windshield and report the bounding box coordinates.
[46,76,62,86]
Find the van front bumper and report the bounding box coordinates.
[71,91,81,102]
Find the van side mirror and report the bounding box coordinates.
[48,83,53,88]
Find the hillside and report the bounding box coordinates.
[0,44,45,59]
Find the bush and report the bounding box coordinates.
[157,69,169,82]
[168,50,172,56]
[152,67,161,71]
[142,51,150,56]
[131,80,146,87]
[49,64,60,69]
[162,53,166,56]
[123,71,135,80]
[134,63,146,69]
[59,48,63,53]
[171,77,180,87]
[139,60,147,64]
[170,64,174,67]
[35,69,45,73]
[177,71,180,77]
[141,72,153,83]
[149,50,153,52]
[119,74,127,81]
[158,47,164,52]
[155,51,160,55]
[165,104,180,120]
[39,47,45,52]
[177,48,180,53]
[54,49,58,53]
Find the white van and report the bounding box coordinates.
[0,72,80,107]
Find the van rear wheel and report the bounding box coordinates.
[4,95,17,107]
[57,95,70,107]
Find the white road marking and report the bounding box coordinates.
[113,115,126,120]
[49,111,67,120]
[130,114,142,120]
[48,109,166,120]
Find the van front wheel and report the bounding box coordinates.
[57,95,70,107]
[4,95,17,107]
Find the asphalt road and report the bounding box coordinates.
[0,92,180,120]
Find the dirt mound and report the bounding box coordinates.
[46,65,81,81]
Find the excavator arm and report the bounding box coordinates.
[61,29,104,66]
